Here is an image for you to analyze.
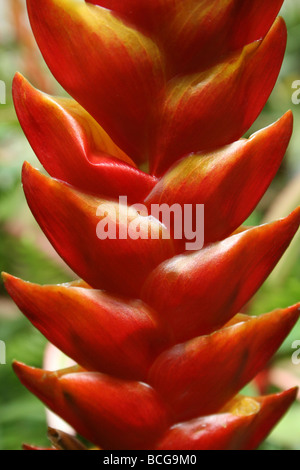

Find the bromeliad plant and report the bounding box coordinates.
[3,0,300,450]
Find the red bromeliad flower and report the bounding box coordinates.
[3,0,300,450]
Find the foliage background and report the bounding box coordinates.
[0,0,300,450]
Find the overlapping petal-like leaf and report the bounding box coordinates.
[3,274,167,380]
[221,390,299,450]
[22,163,175,298]
[142,208,300,342]
[13,363,169,450]
[86,0,166,36]
[89,0,283,74]
[156,389,297,450]
[158,0,285,74]
[146,113,293,244]
[151,18,287,175]
[27,0,164,164]
[148,305,300,420]
[13,73,156,202]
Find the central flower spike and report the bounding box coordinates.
[4,0,300,450]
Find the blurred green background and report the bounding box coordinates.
[0,0,300,450]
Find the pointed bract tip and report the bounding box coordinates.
[268,110,293,135]
[263,205,300,237]
[22,161,33,179]
[12,71,25,88]
[2,273,36,304]
[1,272,10,283]
[2,272,23,286]
[13,73,35,98]
[12,72,37,102]
[2,272,21,297]
[285,386,299,401]
[22,162,41,195]
[12,360,35,381]
[284,205,300,226]
[13,361,81,387]
[22,162,51,191]
[270,16,287,40]
[281,302,300,325]
[12,73,41,114]
[283,109,294,125]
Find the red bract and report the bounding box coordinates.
[156,389,297,450]
[151,18,288,175]
[145,113,293,244]
[13,73,157,202]
[3,274,166,380]
[4,0,300,450]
